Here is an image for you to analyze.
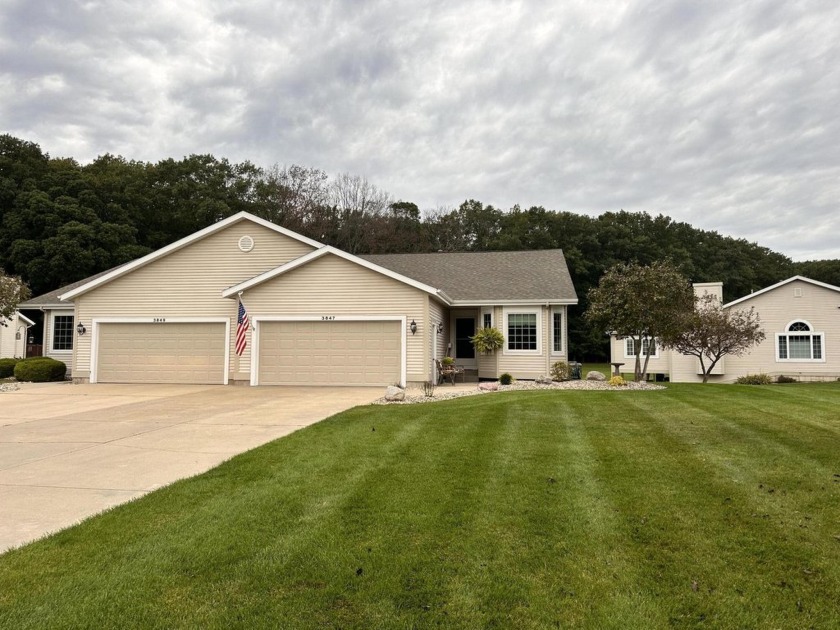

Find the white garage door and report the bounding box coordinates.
[258,320,401,386]
[97,322,226,384]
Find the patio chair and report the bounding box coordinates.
[435,359,464,385]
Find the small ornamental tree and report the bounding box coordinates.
[585,260,694,381]
[1,271,31,321]
[670,294,766,383]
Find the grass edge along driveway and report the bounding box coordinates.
[1,383,838,629]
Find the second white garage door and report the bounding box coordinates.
[258,320,401,386]
[97,322,226,384]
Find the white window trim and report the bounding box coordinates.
[503,307,541,355]
[624,336,659,359]
[50,311,75,354]
[775,320,825,363]
[480,307,494,330]
[550,306,565,356]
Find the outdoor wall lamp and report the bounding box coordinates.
[76,322,87,336]
[409,320,417,335]
[436,322,444,334]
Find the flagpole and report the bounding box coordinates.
[235,293,242,376]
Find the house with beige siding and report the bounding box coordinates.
[19,212,578,387]
[0,311,34,358]
[610,277,840,383]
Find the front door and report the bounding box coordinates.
[455,317,476,364]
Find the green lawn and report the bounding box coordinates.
[2,384,839,628]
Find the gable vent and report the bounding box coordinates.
[238,235,255,252]
[793,287,803,298]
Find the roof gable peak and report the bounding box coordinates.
[58,212,322,301]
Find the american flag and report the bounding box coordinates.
[235,300,250,356]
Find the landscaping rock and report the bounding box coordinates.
[535,374,553,385]
[586,371,606,381]
[478,382,499,391]
[384,385,406,401]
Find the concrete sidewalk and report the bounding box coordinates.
[0,382,379,552]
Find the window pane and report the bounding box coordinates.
[483,313,492,329]
[778,337,787,359]
[53,315,74,351]
[787,335,811,359]
[553,312,562,352]
[813,335,822,359]
[508,313,537,350]
[789,321,810,332]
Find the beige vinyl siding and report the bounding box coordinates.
[476,307,498,379]
[429,298,449,381]
[669,351,725,383]
[73,221,315,379]
[722,280,840,381]
[242,253,428,382]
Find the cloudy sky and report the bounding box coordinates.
[2,0,838,260]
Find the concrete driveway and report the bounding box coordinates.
[0,382,379,552]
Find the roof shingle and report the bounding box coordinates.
[361,249,577,303]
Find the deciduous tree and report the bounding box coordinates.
[670,294,765,383]
[585,260,694,381]
[0,271,30,321]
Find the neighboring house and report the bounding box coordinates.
[18,212,578,387]
[610,277,840,383]
[0,311,35,358]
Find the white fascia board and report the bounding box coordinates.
[19,302,69,309]
[723,275,840,309]
[59,212,323,301]
[223,245,445,300]
[16,312,36,326]
[448,298,578,307]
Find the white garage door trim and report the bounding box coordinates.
[90,317,231,384]
[250,315,406,387]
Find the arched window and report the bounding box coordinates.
[777,320,824,361]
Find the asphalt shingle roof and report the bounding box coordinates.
[361,249,577,302]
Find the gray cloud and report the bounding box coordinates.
[1,0,838,260]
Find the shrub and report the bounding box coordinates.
[441,356,455,366]
[470,327,505,354]
[735,373,772,385]
[423,381,435,397]
[0,357,19,378]
[550,361,570,382]
[609,375,626,387]
[14,357,67,382]
[776,375,797,384]
[499,373,514,385]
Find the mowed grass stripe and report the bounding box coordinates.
[1,385,839,629]
[584,389,839,627]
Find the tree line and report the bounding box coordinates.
[2,134,836,359]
